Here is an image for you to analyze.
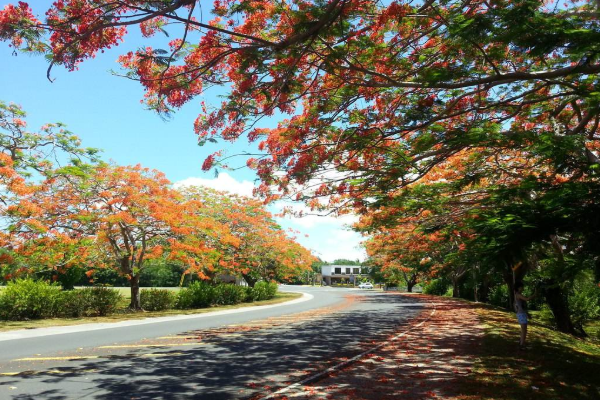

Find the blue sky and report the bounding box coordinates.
[0,2,366,262]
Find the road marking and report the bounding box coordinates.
[228,322,273,326]
[1,368,99,377]
[11,348,187,364]
[1,370,61,376]
[157,336,197,340]
[263,301,436,399]
[14,356,99,361]
[98,343,200,349]
[269,317,300,322]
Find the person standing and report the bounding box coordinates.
[514,283,536,349]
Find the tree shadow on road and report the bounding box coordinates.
[1,293,425,400]
[280,298,483,400]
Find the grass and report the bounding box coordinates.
[0,291,301,332]
[584,320,600,341]
[457,303,600,400]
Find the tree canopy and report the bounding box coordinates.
[2,0,599,208]
[0,103,315,309]
[1,0,600,330]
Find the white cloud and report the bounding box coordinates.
[319,246,366,263]
[290,213,358,229]
[325,229,356,244]
[276,211,354,230]
[314,228,366,262]
[269,201,359,228]
[274,205,366,262]
[174,172,256,197]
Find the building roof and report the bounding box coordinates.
[323,264,362,267]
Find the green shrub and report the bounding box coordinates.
[175,281,215,309]
[538,304,556,327]
[175,282,265,309]
[569,283,600,333]
[249,281,268,301]
[174,286,195,309]
[140,289,176,311]
[244,286,254,302]
[171,281,279,309]
[266,281,278,298]
[58,289,89,318]
[247,281,278,301]
[214,284,246,305]
[76,287,123,316]
[0,279,62,320]
[423,279,449,296]
[0,281,122,320]
[189,281,215,308]
[488,284,510,308]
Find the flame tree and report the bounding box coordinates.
[3,0,600,327]
[180,186,316,286]
[0,100,99,279]
[1,0,599,209]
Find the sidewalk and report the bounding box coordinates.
[271,294,483,400]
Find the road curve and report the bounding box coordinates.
[0,287,426,400]
[0,287,337,362]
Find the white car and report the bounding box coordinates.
[358,282,374,289]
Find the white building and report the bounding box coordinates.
[321,265,366,285]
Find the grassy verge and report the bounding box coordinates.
[584,320,600,341]
[0,291,301,332]
[458,303,600,400]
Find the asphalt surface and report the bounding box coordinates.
[0,287,425,399]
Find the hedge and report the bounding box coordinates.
[140,289,176,311]
[0,279,123,320]
[176,281,278,309]
[0,279,279,320]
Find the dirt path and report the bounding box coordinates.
[268,294,484,400]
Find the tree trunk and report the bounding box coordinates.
[503,257,527,311]
[479,273,490,303]
[544,281,577,335]
[452,279,460,298]
[450,266,468,298]
[472,267,479,302]
[545,235,579,335]
[242,273,257,288]
[129,274,142,310]
[403,272,417,293]
[503,271,516,311]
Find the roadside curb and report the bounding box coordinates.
[267,294,483,400]
[263,294,435,399]
[0,291,313,342]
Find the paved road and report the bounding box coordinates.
[0,287,425,399]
